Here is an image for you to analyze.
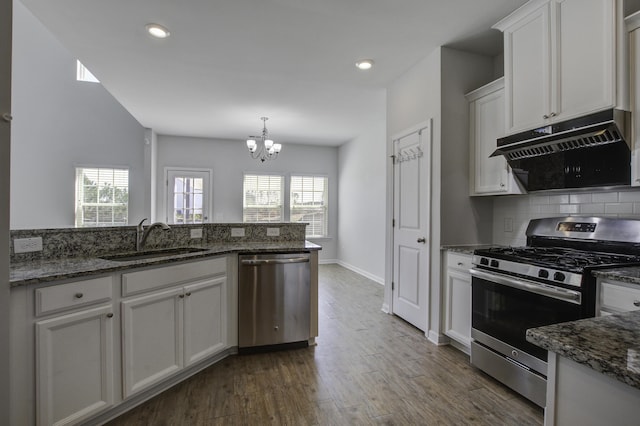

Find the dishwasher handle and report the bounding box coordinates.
[241,257,309,266]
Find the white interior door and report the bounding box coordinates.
[392,121,431,331]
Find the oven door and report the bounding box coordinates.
[470,268,582,370]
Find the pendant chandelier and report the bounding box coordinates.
[246,117,282,162]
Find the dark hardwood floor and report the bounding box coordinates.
[106,264,543,425]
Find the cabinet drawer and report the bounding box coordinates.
[35,276,113,316]
[600,282,640,313]
[446,252,472,272]
[122,257,226,296]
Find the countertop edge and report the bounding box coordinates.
[10,241,322,287]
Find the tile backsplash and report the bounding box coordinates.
[493,187,640,247]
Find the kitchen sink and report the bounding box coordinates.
[99,247,208,262]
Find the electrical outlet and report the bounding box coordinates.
[504,217,514,233]
[266,227,280,237]
[14,237,43,253]
[231,228,245,237]
[190,228,203,239]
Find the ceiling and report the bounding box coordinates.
[19,0,528,146]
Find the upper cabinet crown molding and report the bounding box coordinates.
[495,0,627,136]
[627,10,640,31]
[492,0,550,31]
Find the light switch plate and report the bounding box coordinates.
[14,237,43,253]
[266,227,280,237]
[190,228,203,239]
[231,228,245,237]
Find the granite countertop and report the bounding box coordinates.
[441,244,497,255]
[592,266,640,286]
[527,311,640,390]
[10,241,321,287]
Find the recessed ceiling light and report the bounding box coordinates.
[145,24,170,39]
[355,59,374,70]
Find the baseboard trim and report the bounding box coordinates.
[318,258,338,265]
[427,330,449,346]
[381,303,390,314]
[336,260,384,285]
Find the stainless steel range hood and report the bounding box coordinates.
[491,109,631,161]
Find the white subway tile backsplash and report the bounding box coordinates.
[539,204,560,214]
[634,203,640,214]
[569,193,592,204]
[579,203,606,214]
[619,191,640,202]
[549,194,569,204]
[592,192,618,203]
[605,203,634,214]
[530,195,550,205]
[558,204,579,214]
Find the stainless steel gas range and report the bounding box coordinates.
[470,216,640,407]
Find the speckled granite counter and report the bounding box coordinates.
[593,266,640,286]
[526,310,640,390]
[441,244,497,255]
[10,241,321,287]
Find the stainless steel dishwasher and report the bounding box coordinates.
[238,252,310,352]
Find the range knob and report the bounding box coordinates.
[554,272,566,282]
[490,260,500,268]
[480,258,489,266]
[538,269,549,279]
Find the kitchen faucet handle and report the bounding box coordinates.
[137,218,148,228]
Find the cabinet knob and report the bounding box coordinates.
[633,300,640,307]
[500,183,505,188]
[179,294,185,299]
[106,313,114,318]
[543,114,549,119]
[457,262,464,266]
[417,237,426,243]
[74,293,83,299]
[549,112,557,117]
[186,292,192,297]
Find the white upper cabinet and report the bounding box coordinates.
[628,12,640,186]
[495,0,626,135]
[467,78,523,195]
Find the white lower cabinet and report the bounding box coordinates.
[597,277,640,315]
[443,251,473,352]
[121,261,228,398]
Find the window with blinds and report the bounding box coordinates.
[75,167,129,227]
[243,174,284,222]
[290,175,328,237]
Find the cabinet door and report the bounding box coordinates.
[121,288,184,398]
[36,304,114,426]
[631,26,640,186]
[554,0,615,120]
[444,269,472,348]
[504,3,551,134]
[471,86,509,194]
[184,276,227,365]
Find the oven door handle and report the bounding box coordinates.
[470,268,582,305]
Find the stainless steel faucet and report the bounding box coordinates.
[136,218,171,251]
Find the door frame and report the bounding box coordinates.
[164,167,213,224]
[386,119,432,332]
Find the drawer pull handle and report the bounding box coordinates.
[106,313,114,318]
[74,293,84,299]
[634,300,640,307]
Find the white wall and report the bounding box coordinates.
[156,135,339,261]
[1,0,11,422]
[493,187,640,246]
[337,106,386,284]
[10,1,146,229]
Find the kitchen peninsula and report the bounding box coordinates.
[9,222,320,426]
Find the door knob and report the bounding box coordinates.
[417,237,426,243]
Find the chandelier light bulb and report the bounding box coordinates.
[273,143,282,153]
[246,139,257,152]
[264,139,274,150]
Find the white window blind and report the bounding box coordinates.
[290,175,328,237]
[76,60,99,83]
[243,174,283,222]
[75,167,129,227]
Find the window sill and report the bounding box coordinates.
[306,236,332,241]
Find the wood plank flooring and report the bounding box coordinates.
[106,264,543,425]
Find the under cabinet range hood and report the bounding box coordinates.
[491,109,632,192]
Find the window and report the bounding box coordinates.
[76,60,99,83]
[243,174,283,222]
[290,175,328,237]
[75,167,128,227]
[166,169,210,224]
